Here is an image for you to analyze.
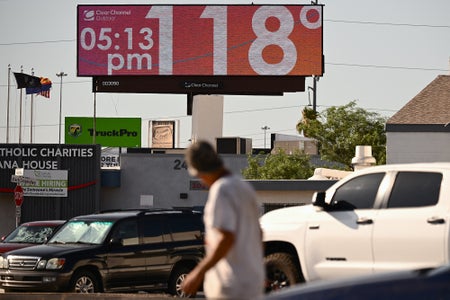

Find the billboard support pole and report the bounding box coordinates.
[93,77,97,145]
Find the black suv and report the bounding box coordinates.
[0,208,204,296]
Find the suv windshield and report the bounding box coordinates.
[48,220,113,245]
[3,225,56,244]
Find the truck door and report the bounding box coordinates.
[305,172,385,280]
[373,171,447,272]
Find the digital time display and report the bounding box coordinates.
[77,5,323,77]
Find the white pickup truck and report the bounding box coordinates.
[260,162,450,291]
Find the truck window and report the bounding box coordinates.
[387,172,442,208]
[331,173,385,209]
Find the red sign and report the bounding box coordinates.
[77,5,323,77]
[14,185,24,207]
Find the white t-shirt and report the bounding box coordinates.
[203,174,265,299]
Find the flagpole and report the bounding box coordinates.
[19,66,23,144]
[56,71,67,144]
[30,68,34,143]
[6,64,11,143]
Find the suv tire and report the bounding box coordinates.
[168,265,195,298]
[71,270,101,293]
[265,252,302,292]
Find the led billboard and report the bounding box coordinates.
[77,5,323,77]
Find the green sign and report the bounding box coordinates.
[65,117,141,147]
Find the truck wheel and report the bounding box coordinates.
[168,265,195,298]
[265,252,302,292]
[70,270,100,293]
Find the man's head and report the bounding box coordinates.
[185,140,224,178]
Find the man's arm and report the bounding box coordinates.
[181,228,235,295]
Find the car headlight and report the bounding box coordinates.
[0,256,4,269]
[37,260,47,270]
[46,258,65,270]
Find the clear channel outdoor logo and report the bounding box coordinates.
[69,124,82,137]
[83,10,95,21]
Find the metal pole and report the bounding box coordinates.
[261,125,270,148]
[312,76,317,113]
[93,77,97,145]
[6,64,11,143]
[30,68,34,143]
[19,66,23,144]
[56,71,67,144]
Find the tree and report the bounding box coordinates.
[296,101,387,168]
[242,149,315,179]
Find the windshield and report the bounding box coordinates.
[48,220,113,245]
[3,225,57,244]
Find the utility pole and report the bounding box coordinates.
[56,71,67,144]
[261,125,270,148]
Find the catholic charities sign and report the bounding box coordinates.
[21,170,68,197]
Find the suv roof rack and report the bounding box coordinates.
[98,207,204,215]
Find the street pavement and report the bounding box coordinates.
[0,289,205,299]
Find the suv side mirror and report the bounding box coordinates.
[312,191,327,208]
[109,237,123,247]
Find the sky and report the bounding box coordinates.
[0,0,449,148]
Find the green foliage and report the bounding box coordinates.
[242,149,315,179]
[296,101,387,168]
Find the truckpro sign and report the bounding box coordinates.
[65,117,141,147]
[77,5,323,77]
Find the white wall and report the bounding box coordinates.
[191,95,224,147]
[387,132,450,163]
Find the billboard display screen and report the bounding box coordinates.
[77,5,323,77]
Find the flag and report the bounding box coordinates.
[13,72,41,89]
[26,77,52,98]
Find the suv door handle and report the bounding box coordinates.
[427,217,445,225]
[356,218,373,225]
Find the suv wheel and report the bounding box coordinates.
[71,270,100,293]
[168,265,195,298]
[265,252,302,292]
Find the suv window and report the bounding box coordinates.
[142,216,164,244]
[387,172,442,208]
[111,219,139,246]
[165,214,204,242]
[331,173,385,209]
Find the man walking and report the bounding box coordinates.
[181,140,265,299]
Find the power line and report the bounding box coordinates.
[0,39,75,46]
[0,103,395,130]
[0,57,444,90]
[326,19,450,28]
[0,17,448,47]
[326,62,448,72]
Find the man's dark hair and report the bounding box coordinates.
[185,140,224,175]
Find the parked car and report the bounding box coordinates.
[0,208,204,296]
[0,220,65,254]
[261,162,450,291]
[265,264,450,300]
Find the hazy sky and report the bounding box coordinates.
[1,0,449,148]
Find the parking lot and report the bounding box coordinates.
[0,291,205,299]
